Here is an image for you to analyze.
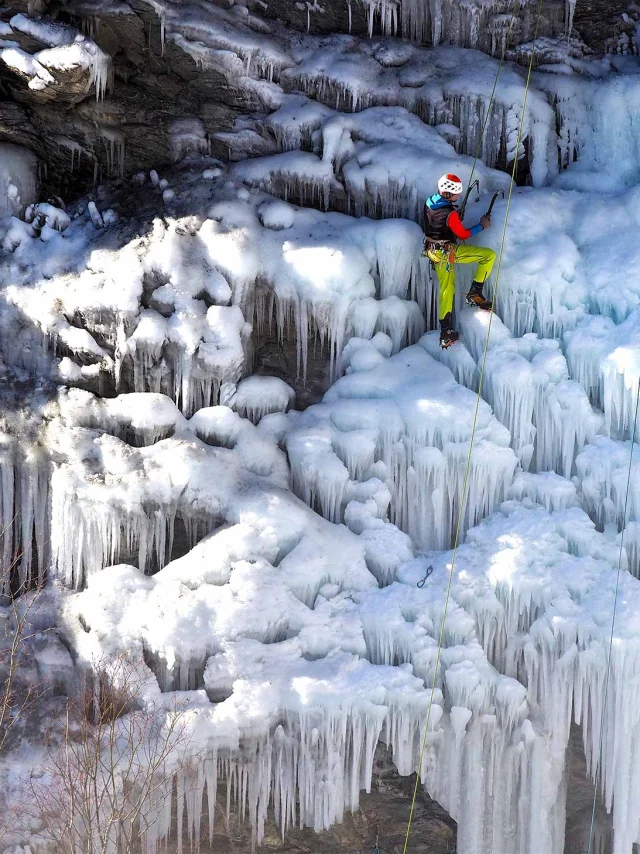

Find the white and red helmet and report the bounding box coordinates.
[438,173,463,195]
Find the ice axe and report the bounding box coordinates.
[485,189,505,218]
[459,179,480,218]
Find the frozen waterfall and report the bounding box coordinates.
[4,3,640,852]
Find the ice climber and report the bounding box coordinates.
[424,174,496,349]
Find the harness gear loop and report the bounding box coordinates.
[423,238,456,269]
[403,0,544,850]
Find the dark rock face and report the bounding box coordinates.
[1,1,285,198]
[573,0,636,53]
[0,0,628,204]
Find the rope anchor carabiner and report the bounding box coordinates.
[417,565,434,588]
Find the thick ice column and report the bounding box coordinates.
[0,433,49,597]
[575,437,640,574]
[567,312,640,441]
[288,343,518,551]
[459,311,601,477]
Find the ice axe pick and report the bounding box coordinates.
[486,189,505,217]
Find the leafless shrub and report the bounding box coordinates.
[30,653,192,853]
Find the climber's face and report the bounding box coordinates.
[443,191,461,202]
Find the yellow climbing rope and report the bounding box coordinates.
[464,0,522,197]
[586,377,640,854]
[402,0,545,849]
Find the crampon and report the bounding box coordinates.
[439,328,460,350]
[465,291,492,311]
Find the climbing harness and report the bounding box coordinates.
[416,565,434,588]
[402,0,544,850]
[424,238,456,270]
[586,377,640,854]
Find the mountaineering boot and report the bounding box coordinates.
[465,281,492,311]
[439,313,459,350]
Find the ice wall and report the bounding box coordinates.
[287,338,518,550]
[4,10,640,841]
[0,179,427,412]
[59,496,567,853]
[357,0,567,55]
[280,39,557,187]
[0,431,49,599]
[431,503,640,853]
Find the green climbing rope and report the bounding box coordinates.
[402,0,545,849]
[462,0,522,208]
[586,377,640,854]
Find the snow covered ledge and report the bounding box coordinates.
[1,14,111,103]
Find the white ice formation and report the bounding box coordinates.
[1,13,111,100]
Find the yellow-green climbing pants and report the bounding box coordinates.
[432,244,497,320]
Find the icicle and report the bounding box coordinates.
[566,0,577,39]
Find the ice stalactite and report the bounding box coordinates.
[168,118,210,161]
[53,136,89,173]
[0,433,49,598]
[280,39,557,187]
[50,461,179,590]
[62,514,564,854]
[565,0,577,38]
[46,391,292,587]
[507,470,579,512]
[540,73,640,191]
[287,342,518,550]
[149,0,294,83]
[358,0,565,56]
[232,151,342,211]
[361,0,400,37]
[459,310,602,478]
[97,126,126,177]
[230,375,295,423]
[566,312,640,442]
[575,437,640,576]
[87,41,111,101]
